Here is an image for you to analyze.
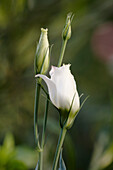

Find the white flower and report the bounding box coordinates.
[35,64,80,127]
[34,28,49,74]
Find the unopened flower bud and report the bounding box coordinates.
[62,13,74,41]
[34,28,49,74]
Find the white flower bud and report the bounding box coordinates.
[34,28,49,74]
[35,64,80,128]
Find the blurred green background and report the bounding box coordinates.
[0,0,113,169]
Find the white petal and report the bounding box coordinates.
[35,74,58,108]
[49,64,77,111]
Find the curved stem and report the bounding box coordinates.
[52,127,67,170]
[34,82,40,143]
[39,95,49,170]
[58,39,67,67]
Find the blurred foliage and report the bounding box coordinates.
[89,132,113,170]
[0,0,113,169]
[0,133,38,170]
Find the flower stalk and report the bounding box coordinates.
[52,13,74,170]
[58,39,67,67]
[52,126,67,170]
[34,28,50,170]
[39,95,49,170]
[34,82,40,143]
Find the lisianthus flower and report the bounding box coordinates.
[35,64,80,128]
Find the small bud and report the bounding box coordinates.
[34,28,49,74]
[62,13,74,41]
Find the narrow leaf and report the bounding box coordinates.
[35,160,39,170]
[58,149,66,170]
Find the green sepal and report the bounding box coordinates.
[59,93,76,128]
[66,95,89,129]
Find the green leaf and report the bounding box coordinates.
[15,146,38,168]
[3,133,15,152]
[58,149,66,170]
[7,160,27,170]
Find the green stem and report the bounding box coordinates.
[38,28,68,170]
[39,95,49,170]
[51,38,68,170]
[58,39,67,67]
[34,81,40,143]
[52,127,67,170]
